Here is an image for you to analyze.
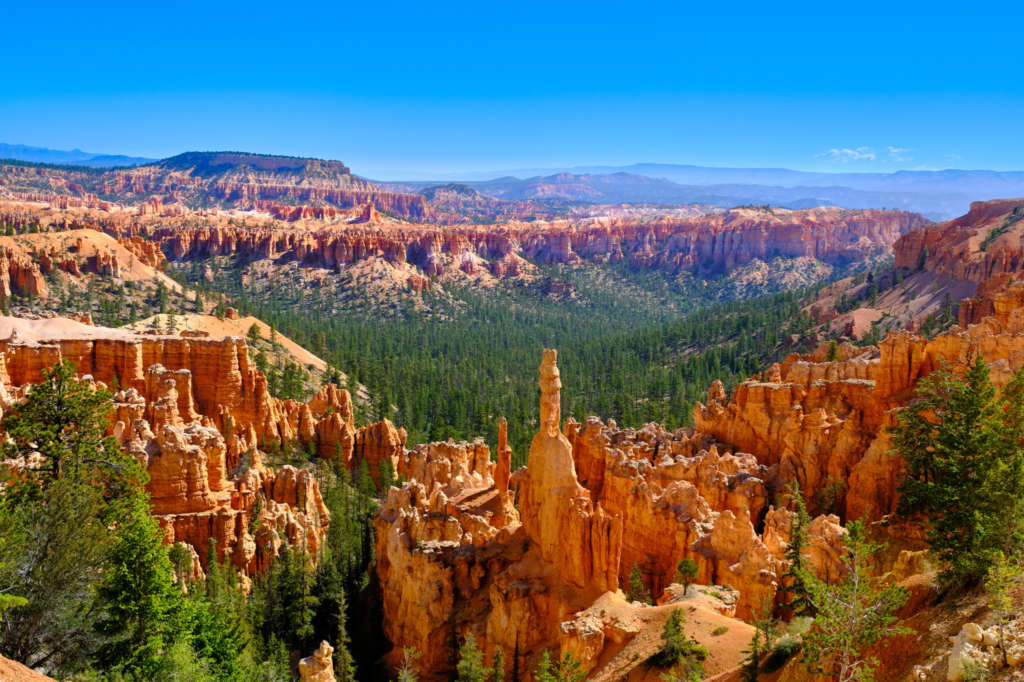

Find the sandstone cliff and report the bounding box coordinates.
[372,350,848,680]
[0,316,352,579]
[0,154,432,221]
[0,228,178,304]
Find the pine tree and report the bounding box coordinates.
[396,647,421,682]
[627,563,651,604]
[334,588,357,682]
[797,521,909,682]
[491,647,505,682]
[2,359,133,486]
[651,609,707,675]
[93,494,187,676]
[739,629,761,682]
[779,482,813,616]
[534,650,586,682]
[674,558,698,595]
[826,339,839,362]
[456,633,488,682]
[893,359,1024,586]
[985,551,1021,668]
[156,281,169,313]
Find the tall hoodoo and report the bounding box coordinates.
[520,348,622,592]
[496,416,512,500]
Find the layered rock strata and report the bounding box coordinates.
[373,350,846,679]
[0,317,356,578]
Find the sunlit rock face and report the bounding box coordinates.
[372,348,861,679]
[0,317,343,581]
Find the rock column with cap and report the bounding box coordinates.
[519,349,623,592]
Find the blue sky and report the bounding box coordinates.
[2,1,1022,178]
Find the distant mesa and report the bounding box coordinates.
[156,150,353,176]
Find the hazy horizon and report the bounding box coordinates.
[4,2,1023,179]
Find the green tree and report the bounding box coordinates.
[251,545,319,655]
[248,323,262,345]
[456,633,488,682]
[674,558,698,595]
[797,521,909,682]
[334,588,357,682]
[2,360,131,486]
[651,609,707,676]
[0,361,144,674]
[627,563,651,604]
[0,477,110,672]
[985,551,1020,668]
[826,339,839,362]
[779,482,814,616]
[93,494,187,676]
[739,629,762,682]
[491,647,505,682]
[188,541,257,680]
[0,550,27,620]
[156,281,169,313]
[892,359,1024,586]
[396,647,421,682]
[534,650,586,682]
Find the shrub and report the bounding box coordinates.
[761,634,800,672]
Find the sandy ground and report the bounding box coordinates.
[0,654,55,681]
[128,313,327,371]
[585,588,755,681]
[0,229,181,290]
[0,315,140,342]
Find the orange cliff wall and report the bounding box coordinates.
[142,206,923,277]
[0,201,923,283]
[892,198,1024,326]
[371,323,1024,680]
[372,351,848,681]
[0,320,366,579]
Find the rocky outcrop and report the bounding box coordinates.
[0,317,343,578]
[895,198,1024,282]
[0,228,175,303]
[0,247,48,301]
[0,153,432,221]
[299,641,335,682]
[353,419,405,487]
[372,350,853,679]
[519,350,623,592]
[693,289,1024,525]
[146,206,921,281]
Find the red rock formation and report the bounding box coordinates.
[0,154,431,221]
[518,350,622,592]
[373,350,845,679]
[0,317,349,578]
[352,418,405,487]
[142,206,921,282]
[0,247,48,301]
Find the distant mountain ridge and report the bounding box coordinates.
[385,167,1024,219]
[6,143,1024,218]
[0,143,155,168]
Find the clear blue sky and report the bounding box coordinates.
[3,1,1022,179]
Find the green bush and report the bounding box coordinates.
[761,634,800,672]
